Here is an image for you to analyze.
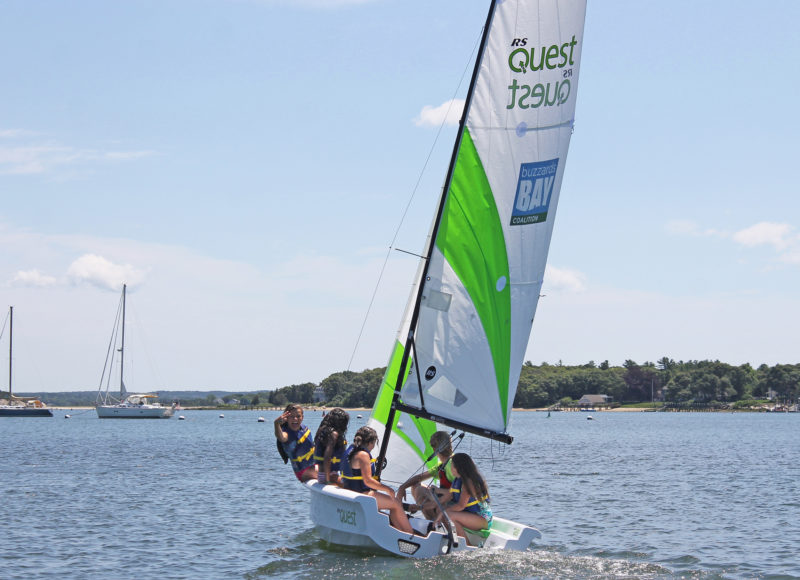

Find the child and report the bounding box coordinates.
[436,453,492,544]
[274,404,317,483]
[313,407,349,485]
[341,426,414,535]
[395,431,454,519]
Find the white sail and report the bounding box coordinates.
[372,0,587,484]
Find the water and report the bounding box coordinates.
[1,410,797,579]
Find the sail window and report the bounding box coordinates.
[422,289,452,312]
[425,376,467,407]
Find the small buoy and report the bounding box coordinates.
[257,417,265,423]
[356,414,363,419]
[219,414,224,418]
[587,415,593,420]
[64,414,71,419]
[178,415,185,420]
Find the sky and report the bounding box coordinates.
[2,0,799,393]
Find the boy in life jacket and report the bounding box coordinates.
[395,430,454,519]
[274,404,317,483]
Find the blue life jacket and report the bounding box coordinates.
[280,424,315,474]
[340,444,376,493]
[314,438,348,474]
[450,477,489,515]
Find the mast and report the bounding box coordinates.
[119,284,126,397]
[376,0,501,475]
[8,306,12,398]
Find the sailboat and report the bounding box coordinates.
[0,306,54,417]
[95,285,175,419]
[306,0,586,557]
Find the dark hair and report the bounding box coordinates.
[451,453,489,500]
[429,431,453,457]
[348,426,378,462]
[314,407,350,451]
[284,404,303,414]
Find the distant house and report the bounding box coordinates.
[313,386,326,403]
[577,394,611,408]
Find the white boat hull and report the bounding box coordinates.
[96,405,174,419]
[306,481,540,558]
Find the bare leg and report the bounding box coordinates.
[300,465,318,483]
[446,510,489,546]
[412,485,439,520]
[370,491,413,534]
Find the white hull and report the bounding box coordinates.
[306,481,540,558]
[96,405,174,419]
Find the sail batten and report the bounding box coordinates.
[373,0,586,484]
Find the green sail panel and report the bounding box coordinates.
[436,128,511,421]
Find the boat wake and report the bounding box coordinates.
[248,534,681,579]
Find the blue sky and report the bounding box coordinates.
[2,0,798,393]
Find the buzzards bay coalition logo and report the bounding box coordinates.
[510,158,559,225]
[506,35,579,110]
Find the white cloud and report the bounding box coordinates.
[667,219,800,268]
[414,99,465,127]
[11,269,57,287]
[732,221,794,251]
[66,254,148,291]
[543,265,586,293]
[0,130,155,175]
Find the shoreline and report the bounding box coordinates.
[51,406,790,413]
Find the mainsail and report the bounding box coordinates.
[369,0,587,484]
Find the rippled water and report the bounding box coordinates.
[1,410,797,579]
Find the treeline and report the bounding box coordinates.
[515,359,800,407]
[267,359,800,409]
[266,367,386,409]
[16,359,800,409]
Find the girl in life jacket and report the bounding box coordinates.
[436,453,492,545]
[313,407,349,485]
[395,430,454,519]
[274,404,317,482]
[341,426,414,535]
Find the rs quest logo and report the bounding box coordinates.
[337,508,357,527]
[510,159,559,226]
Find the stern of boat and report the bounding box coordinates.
[305,480,455,558]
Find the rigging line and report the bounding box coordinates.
[0,310,8,342]
[98,295,124,402]
[393,431,467,490]
[393,248,427,259]
[128,299,165,389]
[345,30,483,373]
[411,338,426,409]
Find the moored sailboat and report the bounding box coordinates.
[0,306,53,418]
[307,0,587,557]
[95,285,174,419]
